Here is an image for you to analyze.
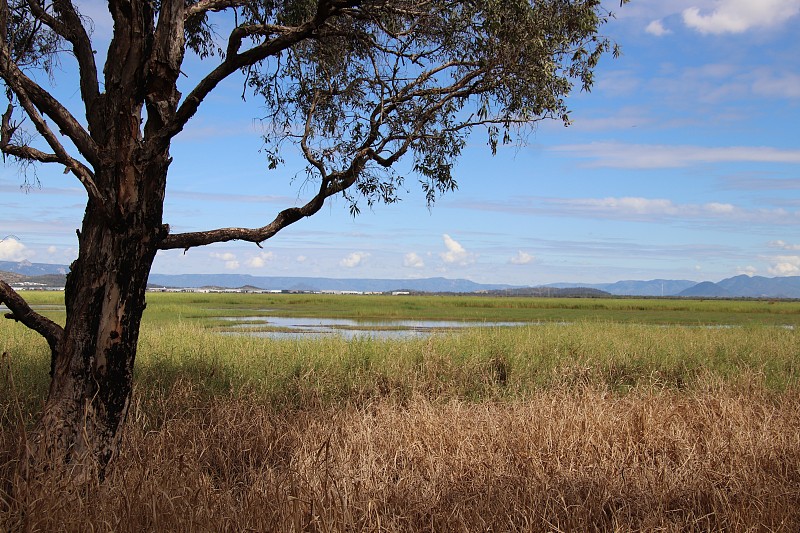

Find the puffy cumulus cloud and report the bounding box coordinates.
[246,251,274,268]
[340,252,369,268]
[768,256,800,276]
[47,246,58,255]
[296,255,307,263]
[645,19,671,36]
[736,265,758,276]
[403,252,425,269]
[510,251,535,265]
[0,237,34,261]
[210,252,239,270]
[683,0,800,34]
[440,234,475,266]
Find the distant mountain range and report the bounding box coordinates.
[147,273,517,294]
[546,275,800,298]
[2,261,799,298]
[546,279,698,296]
[0,260,68,276]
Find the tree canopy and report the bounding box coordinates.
[2,0,621,249]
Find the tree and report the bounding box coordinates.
[0,0,623,477]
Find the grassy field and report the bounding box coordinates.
[1,293,799,531]
[12,290,800,326]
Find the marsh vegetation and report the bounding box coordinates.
[2,293,799,530]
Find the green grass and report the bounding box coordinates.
[12,291,800,327]
[0,293,800,420]
[6,317,797,421]
[3,293,799,531]
[2,292,798,418]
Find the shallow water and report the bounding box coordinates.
[219,316,528,340]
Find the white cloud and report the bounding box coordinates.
[440,234,475,266]
[403,252,425,269]
[752,72,800,99]
[210,252,239,270]
[340,252,369,268]
[246,251,274,268]
[736,265,758,276]
[770,240,800,251]
[592,197,676,215]
[510,251,535,265]
[683,0,800,34]
[645,19,672,36]
[594,70,642,97]
[457,196,799,227]
[47,246,57,255]
[704,202,736,214]
[768,256,800,276]
[551,142,800,169]
[296,255,307,263]
[0,238,34,261]
[560,197,800,225]
[564,106,653,132]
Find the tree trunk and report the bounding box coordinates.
[32,159,168,479]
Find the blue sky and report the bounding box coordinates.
[1,0,799,285]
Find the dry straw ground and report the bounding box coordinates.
[3,383,799,531]
[1,310,799,531]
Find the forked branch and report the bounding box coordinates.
[25,0,100,111]
[164,0,360,143]
[0,97,102,202]
[0,279,63,353]
[0,42,99,167]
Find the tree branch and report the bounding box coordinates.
[185,0,248,18]
[0,279,63,354]
[144,0,185,141]
[164,26,314,141]
[25,0,100,113]
[163,0,359,143]
[160,53,489,251]
[0,41,99,166]
[158,154,365,251]
[0,98,102,202]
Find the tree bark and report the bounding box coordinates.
[32,157,169,478]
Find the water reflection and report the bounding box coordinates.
[219,316,528,340]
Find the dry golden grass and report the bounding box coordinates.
[2,316,799,531]
[2,377,799,532]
